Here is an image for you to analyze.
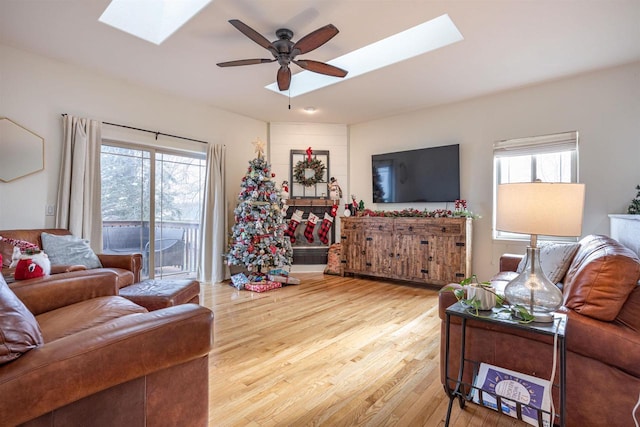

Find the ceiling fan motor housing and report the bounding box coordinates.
[273,29,295,65]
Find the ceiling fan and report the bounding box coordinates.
[217,19,348,91]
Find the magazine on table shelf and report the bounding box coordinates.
[472,363,552,427]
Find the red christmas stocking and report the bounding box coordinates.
[330,203,338,217]
[318,213,334,244]
[304,213,319,243]
[285,210,303,243]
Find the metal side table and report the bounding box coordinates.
[443,302,567,427]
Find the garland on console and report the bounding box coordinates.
[357,208,480,219]
[293,157,325,187]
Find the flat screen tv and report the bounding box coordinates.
[372,144,460,203]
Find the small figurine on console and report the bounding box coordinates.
[281,180,289,200]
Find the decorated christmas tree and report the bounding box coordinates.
[226,139,293,275]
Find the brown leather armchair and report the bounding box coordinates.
[0,269,213,426]
[0,228,142,287]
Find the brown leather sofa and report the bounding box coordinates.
[0,228,143,288]
[439,234,640,426]
[0,268,213,426]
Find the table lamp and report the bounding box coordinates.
[496,182,585,322]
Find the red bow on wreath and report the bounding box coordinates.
[306,147,313,162]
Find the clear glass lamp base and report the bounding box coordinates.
[504,246,563,323]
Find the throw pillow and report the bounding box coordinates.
[0,274,44,364]
[40,232,103,269]
[516,242,580,284]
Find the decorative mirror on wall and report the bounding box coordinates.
[289,149,329,198]
[0,118,44,182]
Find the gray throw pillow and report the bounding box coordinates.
[41,232,103,269]
[516,242,580,284]
[0,274,44,364]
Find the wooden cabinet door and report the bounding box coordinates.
[364,231,392,275]
[341,220,365,273]
[393,219,430,281]
[427,234,467,284]
[394,232,429,281]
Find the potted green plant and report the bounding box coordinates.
[446,275,534,322]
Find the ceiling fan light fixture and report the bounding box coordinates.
[265,13,464,97]
[303,106,317,113]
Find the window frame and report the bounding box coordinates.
[493,131,579,242]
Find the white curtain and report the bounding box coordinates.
[198,143,226,283]
[56,115,103,251]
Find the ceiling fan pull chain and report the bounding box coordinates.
[288,88,291,110]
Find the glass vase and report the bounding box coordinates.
[504,246,563,322]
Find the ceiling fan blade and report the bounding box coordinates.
[293,59,348,77]
[292,24,339,55]
[228,19,277,54]
[277,66,292,91]
[217,58,276,67]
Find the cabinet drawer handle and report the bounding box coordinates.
[389,253,394,258]
[455,273,465,278]
[456,242,465,247]
[361,250,366,255]
[378,225,383,230]
[366,237,373,241]
[442,227,447,232]
[428,256,433,261]
[366,262,372,267]
[408,226,413,231]
[421,269,429,274]
[420,240,428,245]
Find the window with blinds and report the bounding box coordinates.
[493,131,579,240]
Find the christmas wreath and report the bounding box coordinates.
[293,157,325,187]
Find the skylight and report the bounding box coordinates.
[265,14,463,97]
[99,0,212,45]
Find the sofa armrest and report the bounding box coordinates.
[0,304,213,427]
[98,253,143,283]
[438,284,463,320]
[500,253,523,272]
[9,270,119,315]
[564,308,640,378]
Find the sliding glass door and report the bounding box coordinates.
[101,144,205,279]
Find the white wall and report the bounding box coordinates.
[349,61,640,280]
[269,122,348,271]
[4,43,638,280]
[0,44,266,232]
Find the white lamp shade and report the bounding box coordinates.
[496,182,585,237]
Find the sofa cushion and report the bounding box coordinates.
[516,241,580,284]
[41,232,102,269]
[0,274,43,364]
[36,296,147,342]
[563,235,640,321]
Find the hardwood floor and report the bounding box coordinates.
[201,273,528,427]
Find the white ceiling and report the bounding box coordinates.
[2,0,639,125]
